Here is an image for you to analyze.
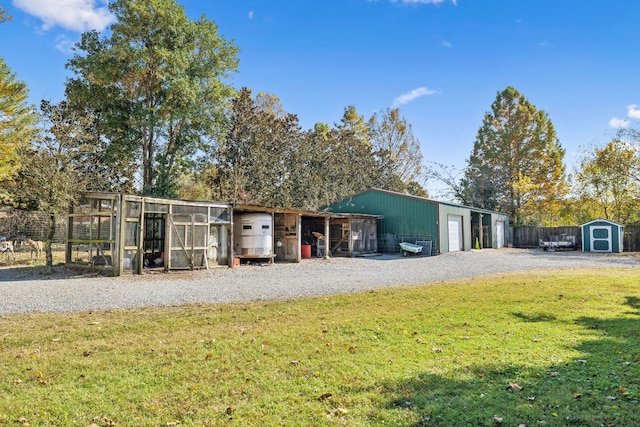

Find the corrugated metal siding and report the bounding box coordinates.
[326,190,439,254]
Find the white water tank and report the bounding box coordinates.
[234,213,273,256]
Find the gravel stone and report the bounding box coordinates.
[1,249,638,315]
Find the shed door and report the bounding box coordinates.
[590,226,612,252]
[496,220,505,248]
[448,215,463,252]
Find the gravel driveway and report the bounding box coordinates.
[1,249,638,315]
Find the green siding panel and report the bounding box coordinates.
[326,189,439,253]
[326,189,509,254]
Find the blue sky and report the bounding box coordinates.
[1,0,639,198]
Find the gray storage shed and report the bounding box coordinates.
[580,219,624,253]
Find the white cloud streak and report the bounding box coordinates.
[12,0,115,32]
[627,104,640,119]
[248,10,255,20]
[55,34,74,53]
[609,117,630,129]
[393,87,438,106]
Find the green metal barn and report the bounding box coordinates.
[325,188,509,255]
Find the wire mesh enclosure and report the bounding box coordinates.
[67,192,232,275]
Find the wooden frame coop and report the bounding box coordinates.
[67,192,233,276]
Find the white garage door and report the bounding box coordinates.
[496,220,505,248]
[448,215,463,252]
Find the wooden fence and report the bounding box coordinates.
[512,226,640,252]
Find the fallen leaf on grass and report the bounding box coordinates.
[226,407,235,415]
[547,371,559,377]
[509,382,523,392]
[318,393,333,401]
[166,422,180,426]
[17,418,29,425]
[290,360,300,366]
[14,378,22,384]
[492,416,503,424]
[573,391,582,399]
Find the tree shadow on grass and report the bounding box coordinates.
[371,297,640,426]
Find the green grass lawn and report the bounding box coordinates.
[1,268,639,426]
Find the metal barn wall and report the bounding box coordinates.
[326,189,439,255]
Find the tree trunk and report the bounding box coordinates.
[45,212,56,275]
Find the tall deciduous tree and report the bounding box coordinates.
[573,138,640,224]
[368,107,425,194]
[0,57,37,205]
[17,101,100,273]
[65,0,239,196]
[462,86,566,225]
[213,88,301,207]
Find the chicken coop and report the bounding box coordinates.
[67,192,233,275]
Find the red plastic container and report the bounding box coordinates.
[301,244,312,259]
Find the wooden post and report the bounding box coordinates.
[116,193,124,276]
[191,214,195,270]
[324,217,330,259]
[347,217,353,257]
[136,199,145,275]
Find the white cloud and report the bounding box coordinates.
[440,40,452,48]
[393,87,438,106]
[248,10,254,20]
[627,104,640,119]
[55,34,75,53]
[609,117,630,128]
[12,0,115,32]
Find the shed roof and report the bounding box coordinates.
[234,204,382,219]
[327,188,507,217]
[580,218,625,228]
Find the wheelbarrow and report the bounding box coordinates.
[399,242,423,256]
